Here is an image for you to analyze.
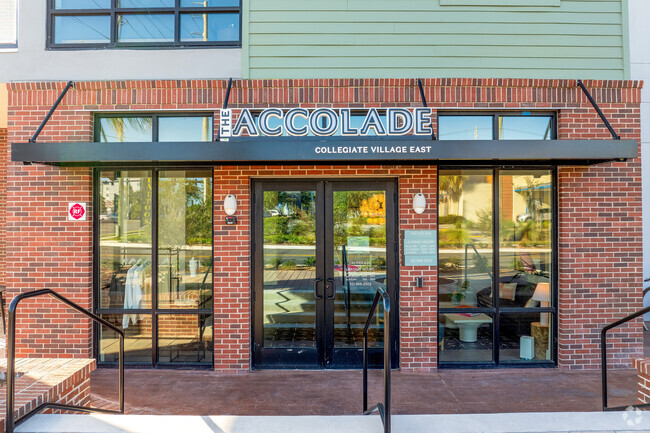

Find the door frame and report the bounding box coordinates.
[251,178,400,369]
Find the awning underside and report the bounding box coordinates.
[11,137,638,166]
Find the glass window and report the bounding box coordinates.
[157,170,213,310]
[117,14,174,43]
[99,314,153,363]
[118,0,175,7]
[96,168,214,367]
[439,314,494,363]
[55,0,110,9]
[0,0,17,46]
[98,117,153,142]
[98,170,153,310]
[180,13,239,42]
[438,116,493,140]
[438,113,555,141]
[439,168,555,366]
[181,0,240,6]
[158,314,213,365]
[499,170,552,305]
[158,116,213,142]
[96,114,212,142]
[499,116,553,140]
[49,0,241,48]
[499,313,553,362]
[53,16,111,44]
[438,170,493,306]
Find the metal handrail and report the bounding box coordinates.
[6,289,125,433]
[601,304,650,411]
[362,287,391,433]
[464,243,493,283]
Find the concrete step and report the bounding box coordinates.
[15,411,650,433]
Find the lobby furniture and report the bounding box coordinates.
[532,282,550,326]
[443,313,492,342]
[531,321,549,360]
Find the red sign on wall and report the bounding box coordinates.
[68,202,87,221]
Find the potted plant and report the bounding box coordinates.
[451,279,470,305]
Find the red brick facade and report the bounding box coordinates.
[5,78,643,371]
[0,126,6,289]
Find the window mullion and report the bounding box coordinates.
[175,0,181,45]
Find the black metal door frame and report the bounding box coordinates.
[252,179,399,369]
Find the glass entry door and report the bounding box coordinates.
[253,180,397,369]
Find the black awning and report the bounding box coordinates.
[11,136,638,166]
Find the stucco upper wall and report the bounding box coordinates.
[244,0,629,80]
[0,2,241,82]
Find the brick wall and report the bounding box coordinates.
[556,93,643,369]
[6,79,642,370]
[7,82,94,358]
[0,126,6,289]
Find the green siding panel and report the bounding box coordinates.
[246,0,627,80]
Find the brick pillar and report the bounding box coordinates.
[212,166,251,372]
[0,127,6,290]
[398,165,438,372]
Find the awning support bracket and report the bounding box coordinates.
[577,80,620,140]
[216,77,233,142]
[417,78,436,140]
[29,81,74,144]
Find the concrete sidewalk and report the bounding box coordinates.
[16,412,650,433]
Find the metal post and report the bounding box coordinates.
[119,335,125,413]
[417,78,436,140]
[216,78,234,142]
[29,81,74,143]
[383,296,391,433]
[601,329,607,411]
[6,305,16,433]
[362,332,368,412]
[576,80,620,140]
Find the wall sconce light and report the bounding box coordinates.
[224,194,237,215]
[413,193,426,214]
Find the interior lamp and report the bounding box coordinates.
[413,193,426,214]
[224,194,237,215]
[532,282,550,326]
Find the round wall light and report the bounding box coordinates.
[413,193,426,214]
[224,194,237,215]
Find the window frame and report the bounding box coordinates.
[437,111,557,141]
[47,0,242,50]
[437,165,559,369]
[93,165,216,368]
[94,112,215,142]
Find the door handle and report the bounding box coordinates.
[313,278,324,300]
[326,278,336,300]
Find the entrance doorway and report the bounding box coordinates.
[252,180,398,369]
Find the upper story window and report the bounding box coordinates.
[96,113,214,142]
[0,0,17,48]
[48,0,241,49]
[438,113,555,140]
